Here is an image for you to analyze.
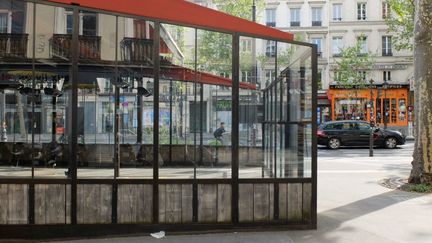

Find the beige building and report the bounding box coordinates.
[262,0,413,133]
[170,0,412,133]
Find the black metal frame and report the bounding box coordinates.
[0,0,318,238]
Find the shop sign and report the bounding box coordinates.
[331,84,406,89]
[216,100,231,111]
[372,64,408,70]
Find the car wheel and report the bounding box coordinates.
[385,137,397,149]
[328,138,341,149]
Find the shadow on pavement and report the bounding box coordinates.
[288,190,425,243]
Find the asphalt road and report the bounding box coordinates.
[45,140,432,243]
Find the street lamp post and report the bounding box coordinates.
[252,0,256,22]
[383,79,388,129]
[369,79,374,157]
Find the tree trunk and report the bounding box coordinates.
[409,0,432,184]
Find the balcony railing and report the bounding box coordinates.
[120,37,153,64]
[312,21,322,26]
[51,34,101,60]
[0,33,28,58]
[290,21,300,27]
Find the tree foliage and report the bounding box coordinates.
[385,0,415,51]
[334,38,375,88]
[197,0,264,75]
[213,0,265,21]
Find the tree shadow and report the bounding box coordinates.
[288,189,426,243]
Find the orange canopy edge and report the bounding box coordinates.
[45,0,294,42]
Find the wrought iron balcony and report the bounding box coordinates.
[120,37,153,64]
[312,21,322,26]
[290,21,300,27]
[51,34,101,60]
[0,33,28,58]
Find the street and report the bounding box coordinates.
[45,140,432,243]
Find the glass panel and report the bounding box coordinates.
[398,98,406,122]
[76,12,117,178]
[156,24,196,179]
[391,98,397,123]
[114,16,155,178]
[238,36,268,178]
[376,98,382,124]
[384,98,390,124]
[278,124,312,178]
[278,44,313,123]
[194,28,232,179]
[0,1,34,178]
[278,42,312,178]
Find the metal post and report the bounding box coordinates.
[369,79,374,157]
[383,80,388,129]
[252,0,256,22]
[232,33,240,224]
[51,95,57,143]
[69,6,80,225]
[152,22,161,224]
[137,79,143,144]
[169,79,173,164]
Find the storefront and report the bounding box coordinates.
[0,0,317,239]
[327,84,410,131]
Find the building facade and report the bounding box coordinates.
[259,0,413,134]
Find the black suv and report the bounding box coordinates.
[317,120,406,149]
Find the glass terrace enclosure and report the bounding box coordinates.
[0,0,317,237]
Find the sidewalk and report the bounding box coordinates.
[51,143,432,243]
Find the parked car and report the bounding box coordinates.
[317,120,406,149]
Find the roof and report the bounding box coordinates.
[161,64,256,90]
[45,0,294,42]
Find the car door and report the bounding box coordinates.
[339,122,354,145]
[356,122,372,146]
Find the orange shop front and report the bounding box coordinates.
[327,85,410,129]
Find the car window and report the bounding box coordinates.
[325,123,343,130]
[358,123,370,130]
[350,123,359,130]
[341,123,351,130]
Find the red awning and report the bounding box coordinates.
[46,0,293,42]
[160,64,256,90]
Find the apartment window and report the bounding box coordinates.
[357,71,366,81]
[266,9,276,27]
[332,4,342,21]
[265,69,275,83]
[290,8,300,26]
[241,70,252,83]
[311,38,322,56]
[357,3,367,20]
[382,36,392,56]
[332,37,343,56]
[66,12,73,34]
[382,2,390,19]
[0,12,9,33]
[241,39,252,53]
[383,71,391,82]
[67,11,97,36]
[266,40,276,58]
[311,7,322,26]
[219,72,230,79]
[357,36,367,55]
[334,71,341,82]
